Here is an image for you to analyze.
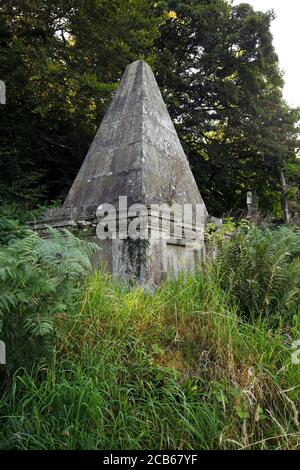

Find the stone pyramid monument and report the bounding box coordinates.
[34,60,207,284]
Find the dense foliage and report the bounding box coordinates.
[0,225,300,449]
[0,0,300,452]
[0,228,97,375]
[155,1,299,215]
[0,0,160,205]
[0,0,299,214]
[214,223,300,321]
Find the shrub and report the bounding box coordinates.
[213,224,300,322]
[0,215,27,246]
[0,228,98,375]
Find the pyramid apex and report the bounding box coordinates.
[123,59,153,77]
[126,59,151,68]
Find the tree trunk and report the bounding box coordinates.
[280,170,292,223]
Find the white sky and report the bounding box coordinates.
[232,0,300,107]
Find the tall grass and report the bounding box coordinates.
[0,225,300,449]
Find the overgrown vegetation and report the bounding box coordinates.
[0,228,97,375]
[214,223,300,322]
[0,225,299,450]
[0,0,300,452]
[1,0,299,215]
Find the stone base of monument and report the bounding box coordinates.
[31,205,205,286]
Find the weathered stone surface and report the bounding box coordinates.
[32,60,208,285]
[64,60,204,211]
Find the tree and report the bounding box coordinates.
[154,0,299,216]
[1,0,298,217]
[0,0,161,206]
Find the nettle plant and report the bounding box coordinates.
[0,228,98,375]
